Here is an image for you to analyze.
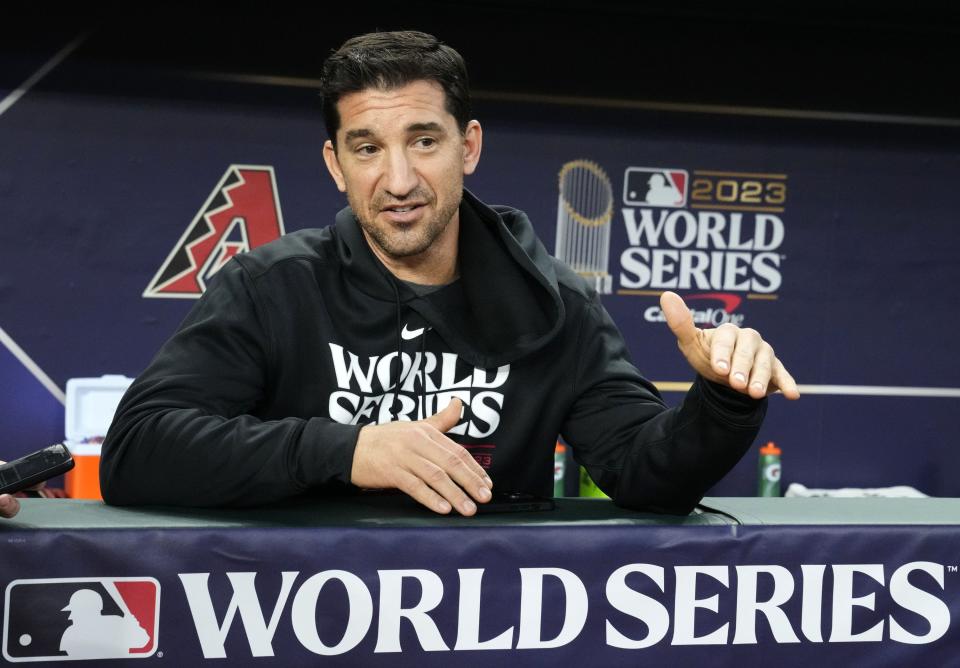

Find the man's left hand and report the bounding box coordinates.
[660,291,800,400]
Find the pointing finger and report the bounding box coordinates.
[772,358,801,400]
[659,291,699,347]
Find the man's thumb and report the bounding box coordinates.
[424,397,463,433]
[660,291,698,346]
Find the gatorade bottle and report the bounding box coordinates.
[579,466,609,499]
[758,441,782,497]
[554,443,566,497]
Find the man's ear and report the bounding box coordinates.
[322,139,347,192]
[462,120,483,176]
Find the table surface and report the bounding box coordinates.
[3,496,959,530]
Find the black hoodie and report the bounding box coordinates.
[100,190,765,514]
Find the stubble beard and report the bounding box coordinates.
[351,188,462,259]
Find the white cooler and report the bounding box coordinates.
[64,375,133,499]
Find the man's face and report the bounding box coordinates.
[323,80,482,261]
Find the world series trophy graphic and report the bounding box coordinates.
[554,160,613,294]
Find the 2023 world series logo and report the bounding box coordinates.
[619,166,787,295]
[555,161,789,325]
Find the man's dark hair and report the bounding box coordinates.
[319,31,471,147]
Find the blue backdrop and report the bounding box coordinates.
[2,38,959,495]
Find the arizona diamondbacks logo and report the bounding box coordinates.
[143,165,285,298]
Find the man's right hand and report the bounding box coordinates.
[350,398,493,516]
[0,493,19,519]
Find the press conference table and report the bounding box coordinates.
[3,497,960,666]
[5,494,960,528]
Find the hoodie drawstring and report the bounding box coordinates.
[390,280,432,422]
[419,327,428,419]
[389,280,403,421]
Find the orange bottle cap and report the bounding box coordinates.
[759,442,781,455]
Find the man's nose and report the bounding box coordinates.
[383,149,419,198]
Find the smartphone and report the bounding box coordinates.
[0,444,74,496]
[475,491,555,514]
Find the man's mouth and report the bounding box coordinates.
[380,202,427,223]
[383,203,425,213]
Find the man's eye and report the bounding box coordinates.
[356,145,379,155]
[416,137,437,148]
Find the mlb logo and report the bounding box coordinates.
[623,167,689,207]
[3,577,160,662]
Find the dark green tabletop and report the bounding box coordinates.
[3,496,958,530]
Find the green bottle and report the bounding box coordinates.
[579,466,609,498]
[758,441,782,497]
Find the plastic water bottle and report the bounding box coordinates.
[758,441,782,497]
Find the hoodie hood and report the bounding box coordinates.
[333,189,565,369]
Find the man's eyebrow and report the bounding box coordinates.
[407,122,446,134]
[343,128,374,142]
[343,123,446,143]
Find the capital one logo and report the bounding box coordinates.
[143,165,285,298]
[3,577,160,662]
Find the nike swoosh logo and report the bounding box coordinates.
[401,324,427,340]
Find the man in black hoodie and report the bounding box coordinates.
[99,31,798,517]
